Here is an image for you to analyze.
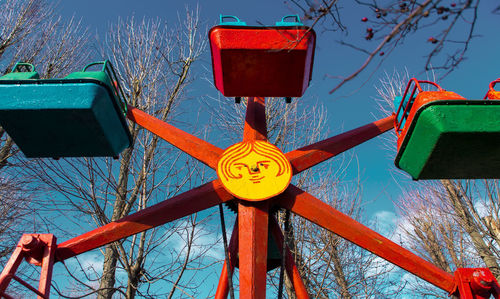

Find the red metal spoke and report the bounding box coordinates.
[216,261,232,299]
[269,217,309,299]
[285,115,395,175]
[0,246,23,294]
[275,184,456,294]
[38,235,57,297]
[238,201,269,298]
[243,97,267,142]
[57,180,233,261]
[127,105,223,169]
[215,218,239,299]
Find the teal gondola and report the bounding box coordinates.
[0,61,132,158]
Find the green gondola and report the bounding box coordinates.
[394,79,500,180]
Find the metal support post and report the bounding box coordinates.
[0,234,57,299]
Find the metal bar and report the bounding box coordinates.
[215,261,231,299]
[218,204,234,299]
[238,201,269,298]
[1,292,15,299]
[243,97,267,142]
[277,210,289,299]
[396,82,418,135]
[275,185,456,293]
[10,275,47,298]
[127,105,224,169]
[0,243,24,293]
[38,235,57,298]
[57,180,233,261]
[215,218,239,299]
[285,115,395,175]
[269,217,309,299]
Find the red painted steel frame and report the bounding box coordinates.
[238,97,269,298]
[238,201,269,298]
[453,268,500,299]
[2,97,497,298]
[57,180,233,261]
[285,115,394,174]
[127,105,223,169]
[276,185,456,292]
[0,234,56,299]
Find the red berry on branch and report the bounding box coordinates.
[380,52,385,56]
[367,28,373,32]
[451,3,456,7]
[362,17,368,22]
[428,37,439,44]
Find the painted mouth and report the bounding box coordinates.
[249,176,264,183]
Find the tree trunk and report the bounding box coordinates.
[413,223,451,272]
[97,245,119,299]
[0,137,14,169]
[284,274,297,299]
[97,145,135,298]
[125,263,142,299]
[330,242,352,299]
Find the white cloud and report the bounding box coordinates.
[78,252,104,272]
[166,222,225,262]
[371,210,398,237]
[474,200,489,218]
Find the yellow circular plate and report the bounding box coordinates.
[217,141,292,201]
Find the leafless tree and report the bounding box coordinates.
[0,175,34,258]
[288,0,483,94]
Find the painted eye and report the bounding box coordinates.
[260,163,269,169]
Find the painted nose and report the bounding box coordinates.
[249,164,260,174]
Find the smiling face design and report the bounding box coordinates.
[217,141,292,201]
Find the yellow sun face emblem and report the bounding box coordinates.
[217,141,292,201]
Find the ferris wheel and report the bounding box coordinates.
[0,14,499,298]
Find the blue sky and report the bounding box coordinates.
[57,0,500,226]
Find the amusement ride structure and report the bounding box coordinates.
[0,14,499,298]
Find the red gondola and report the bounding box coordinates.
[209,15,316,98]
